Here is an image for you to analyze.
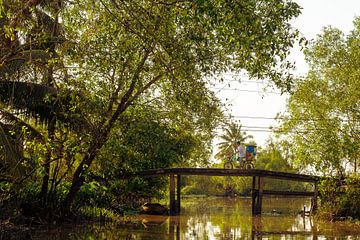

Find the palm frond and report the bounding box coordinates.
[0,81,57,122]
[0,50,51,78]
[0,109,44,142]
[215,121,253,161]
[0,81,91,131]
[0,122,26,178]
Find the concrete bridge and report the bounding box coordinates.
[136,168,320,215]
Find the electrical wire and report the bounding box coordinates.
[224,115,357,122]
[209,87,281,95]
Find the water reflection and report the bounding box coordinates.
[32,197,360,240]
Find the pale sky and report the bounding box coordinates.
[212,0,360,149]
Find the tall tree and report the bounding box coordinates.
[279,18,360,176]
[1,0,304,215]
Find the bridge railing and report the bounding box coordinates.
[131,168,320,215]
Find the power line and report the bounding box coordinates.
[226,115,279,120]
[241,125,273,129]
[215,127,330,133]
[225,115,357,122]
[210,87,281,95]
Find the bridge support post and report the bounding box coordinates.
[169,216,180,240]
[177,175,181,214]
[169,174,181,215]
[251,176,256,214]
[311,182,318,212]
[252,176,264,215]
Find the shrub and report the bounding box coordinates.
[318,176,360,221]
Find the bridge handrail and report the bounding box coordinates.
[134,168,319,183]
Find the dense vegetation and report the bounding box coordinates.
[0,0,303,223]
[278,18,360,220]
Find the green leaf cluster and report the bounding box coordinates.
[279,18,360,176]
[318,177,360,220]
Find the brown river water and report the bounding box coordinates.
[32,197,360,239]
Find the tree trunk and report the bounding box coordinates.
[39,118,55,201]
[59,45,149,214]
[355,158,357,174]
[60,107,130,215]
[60,137,106,215]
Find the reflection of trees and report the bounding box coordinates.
[181,197,254,239]
[33,197,360,239]
[261,197,312,214]
[314,221,360,237]
[180,197,319,239]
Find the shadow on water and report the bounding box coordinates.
[31,197,360,240]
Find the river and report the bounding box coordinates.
[32,197,360,239]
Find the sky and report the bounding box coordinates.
[212,0,360,149]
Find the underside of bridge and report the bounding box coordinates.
[136,168,320,216]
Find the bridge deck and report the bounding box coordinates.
[137,168,319,182]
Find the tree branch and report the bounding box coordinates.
[126,74,163,108]
[9,0,44,29]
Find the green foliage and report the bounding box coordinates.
[0,181,68,222]
[0,181,14,218]
[75,206,116,221]
[318,177,360,220]
[97,108,198,173]
[256,141,292,171]
[255,141,309,192]
[279,18,360,176]
[182,185,208,195]
[90,108,199,207]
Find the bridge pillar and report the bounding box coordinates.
[252,176,264,215]
[169,216,181,240]
[312,182,318,212]
[170,174,176,215]
[169,174,181,215]
[251,176,256,214]
[177,175,181,214]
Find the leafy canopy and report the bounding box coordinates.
[279,18,360,176]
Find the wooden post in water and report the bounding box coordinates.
[257,177,264,214]
[252,176,257,215]
[170,174,176,215]
[176,175,181,214]
[312,181,318,212]
[253,176,264,215]
[169,216,181,240]
[169,218,174,240]
[170,174,181,215]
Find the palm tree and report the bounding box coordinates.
[215,122,253,161]
[0,0,89,201]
